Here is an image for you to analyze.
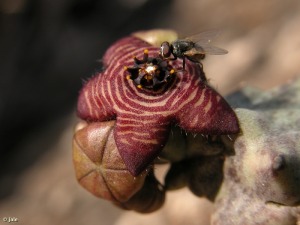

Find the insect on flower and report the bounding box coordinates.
[77,33,240,176]
[160,30,228,70]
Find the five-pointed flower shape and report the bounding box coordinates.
[77,35,239,176]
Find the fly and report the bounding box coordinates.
[160,30,228,70]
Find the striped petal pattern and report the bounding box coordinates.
[77,35,239,176]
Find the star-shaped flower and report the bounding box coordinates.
[77,35,239,176]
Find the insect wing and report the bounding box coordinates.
[193,43,228,55]
[184,30,228,55]
[184,30,222,44]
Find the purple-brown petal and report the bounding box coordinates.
[102,36,151,67]
[171,61,239,134]
[77,75,115,121]
[176,81,240,134]
[114,116,170,176]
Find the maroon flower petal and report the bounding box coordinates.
[114,116,170,175]
[77,35,239,175]
[173,63,239,134]
[77,76,115,121]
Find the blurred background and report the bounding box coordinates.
[0,0,300,224]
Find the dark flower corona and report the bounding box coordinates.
[124,49,176,90]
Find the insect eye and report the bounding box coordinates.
[161,42,171,57]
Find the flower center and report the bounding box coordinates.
[124,49,176,91]
[145,65,157,74]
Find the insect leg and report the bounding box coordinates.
[196,63,207,82]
